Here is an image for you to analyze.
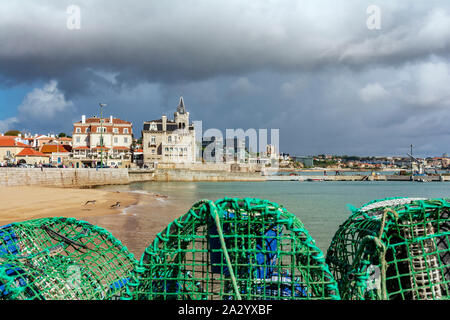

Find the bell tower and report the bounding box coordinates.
[174,96,189,130]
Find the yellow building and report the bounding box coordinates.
[0,135,32,165]
[15,148,50,165]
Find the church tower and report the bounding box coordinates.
[174,96,190,130]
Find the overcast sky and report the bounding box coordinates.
[1,1,450,157]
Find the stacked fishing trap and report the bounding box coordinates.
[326,197,450,300]
[0,217,136,300]
[123,197,340,300]
[3,196,450,300]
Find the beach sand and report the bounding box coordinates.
[0,185,182,257]
[0,186,140,225]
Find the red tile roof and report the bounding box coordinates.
[41,144,71,153]
[16,148,48,157]
[73,146,90,150]
[75,117,132,125]
[113,146,130,150]
[0,136,31,148]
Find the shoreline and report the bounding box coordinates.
[0,185,141,225]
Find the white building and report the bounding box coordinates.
[142,97,196,167]
[71,115,133,167]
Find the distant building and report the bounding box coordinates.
[71,115,133,168]
[292,156,314,168]
[142,97,196,167]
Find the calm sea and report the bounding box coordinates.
[96,181,450,256]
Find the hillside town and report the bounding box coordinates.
[1,97,450,172]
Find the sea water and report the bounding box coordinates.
[97,181,450,255]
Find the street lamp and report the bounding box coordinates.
[99,103,107,168]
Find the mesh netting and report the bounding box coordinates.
[326,197,450,300]
[0,217,137,300]
[123,197,340,300]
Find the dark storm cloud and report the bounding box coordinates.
[1,1,450,87]
[2,1,450,156]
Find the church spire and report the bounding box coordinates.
[177,96,186,114]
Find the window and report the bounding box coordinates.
[168,136,172,143]
[151,136,156,144]
[85,128,90,133]
[6,151,11,157]
[152,149,155,154]
[76,128,81,133]
[113,128,119,133]
[76,137,81,143]
[114,137,118,144]
[124,128,129,134]
[124,137,128,143]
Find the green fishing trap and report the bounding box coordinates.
[326,197,450,300]
[123,197,340,300]
[0,217,137,300]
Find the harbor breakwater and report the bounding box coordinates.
[266,174,450,181]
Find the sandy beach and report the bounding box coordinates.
[0,185,180,257]
[0,186,140,225]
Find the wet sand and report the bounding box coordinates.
[84,192,192,258]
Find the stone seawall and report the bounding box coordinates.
[0,168,130,188]
[153,169,265,182]
[128,170,155,183]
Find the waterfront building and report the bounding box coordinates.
[142,97,196,167]
[71,115,133,168]
[40,144,72,166]
[0,135,33,165]
[133,148,144,167]
[15,148,49,165]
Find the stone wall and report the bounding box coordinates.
[128,170,155,183]
[0,168,130,188]
[153,168,265,182]
[155,162,264,173]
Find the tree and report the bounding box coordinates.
[4,130,21,136]
[58,133,67,138]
